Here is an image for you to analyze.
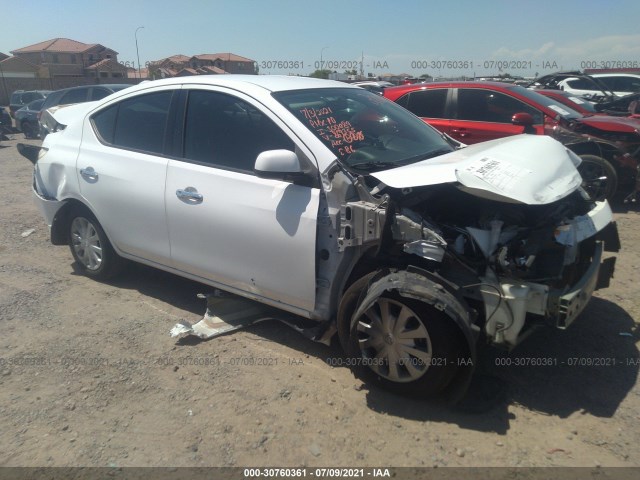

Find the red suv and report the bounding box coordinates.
[384,81,640,201]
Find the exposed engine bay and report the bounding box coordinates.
[337,176,618,348]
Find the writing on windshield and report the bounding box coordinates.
[299,106,364,158]
[274,88,452,169]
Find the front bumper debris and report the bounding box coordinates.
[170,291,335,345]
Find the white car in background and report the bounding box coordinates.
[19,75,619,401]
[591,73,640,96]
[351,81,395,95]
[559,73,640,98]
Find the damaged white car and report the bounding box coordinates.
[20,76,619,400]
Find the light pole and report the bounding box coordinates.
[320,46,329,70]
[135,26,144,79]
[0,60,8,105]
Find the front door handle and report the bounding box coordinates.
[176,187,203,204]
[80,167,98,181]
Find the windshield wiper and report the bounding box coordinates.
[422,147,453,159]
[347,147,454,173]
[347,161,401,172]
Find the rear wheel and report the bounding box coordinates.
[577,154,618,201]
[345,292,462,397]
[68,208,124,280]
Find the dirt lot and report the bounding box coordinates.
[0,134,639,469]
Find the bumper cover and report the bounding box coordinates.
[550,241,606,329]
[32,184,63,229]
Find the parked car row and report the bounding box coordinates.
[528,71,640,117]
[383,80,640,201]
[14,99,44,138]
[6,84,133,139]
[38,84,132,138]
[532,72,640,99]
[18,75,619,401]
[0,106,12,129]
[9,90,51,117]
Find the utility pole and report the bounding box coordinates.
[0,60,9,105]
[135,26,144,79]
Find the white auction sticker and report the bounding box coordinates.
[464,157,532,192]
[548,104,572,116]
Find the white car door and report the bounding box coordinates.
[165,88,320,313]
[78,89,174,264]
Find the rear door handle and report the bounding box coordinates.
[176,187,203,204]
[80,167,98,181]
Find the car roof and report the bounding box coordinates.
[536,89,573,97]
[121,75,355,95]
[54,84,130,92]
[591,73,640,78]
[13,89,51,94]
[389,80,515,89]
[384,81,518,97]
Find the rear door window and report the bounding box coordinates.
[565,78,593,90]
[91,87,113,101]
[404,89,448,118]
[61,88,89,105]
[605,76,640,92]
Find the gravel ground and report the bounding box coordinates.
[0,134,638,470]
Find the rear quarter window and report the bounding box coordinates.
[91,91,172,155]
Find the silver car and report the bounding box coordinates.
[20,75,619,400]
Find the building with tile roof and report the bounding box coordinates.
[148,52,256,78]
[10,38,127,79]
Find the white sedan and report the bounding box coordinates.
[21,75,619,400]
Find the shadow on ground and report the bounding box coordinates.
[87,262,639,434]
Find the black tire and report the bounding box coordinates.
[67,208,124,280]
[577,154,618,202]
[343,289,463,397]
[22,122,34,139]
[337,272,377,352]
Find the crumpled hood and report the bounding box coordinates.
[576,114,640,133]
[371,135,583,205]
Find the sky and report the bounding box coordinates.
[2,0,640,78]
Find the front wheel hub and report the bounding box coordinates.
[355,297,433,383]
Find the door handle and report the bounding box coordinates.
[80,167,98,181]
[176,187,203,203]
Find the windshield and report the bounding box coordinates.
[273,87,453,172]
[558,94,598,113]
[27,99,45,111]
[508,85,584,120]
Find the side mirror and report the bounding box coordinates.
[511,112,534,127]
[254,149,304,180]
